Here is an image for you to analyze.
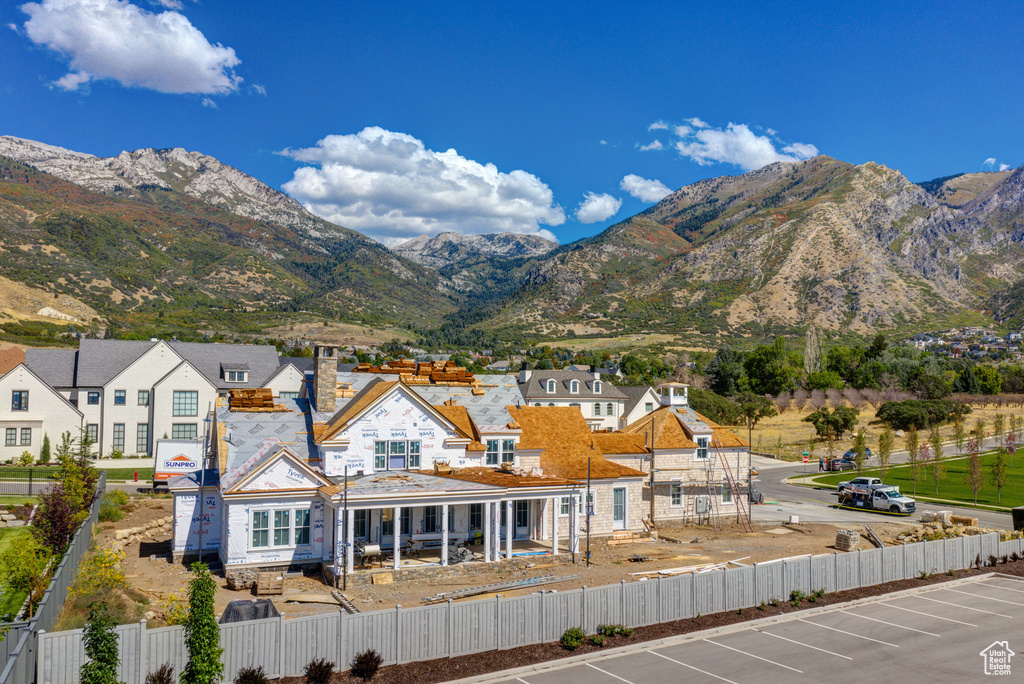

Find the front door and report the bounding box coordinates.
[612,488,626,530]
[515,500,529,539]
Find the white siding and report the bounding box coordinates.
[222,497,325,567]
[0,366,82,461]
[172,488,223,553]
[264,365,304,397]
[100,343,182,456]
[152,363,218,450]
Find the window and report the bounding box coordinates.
[353,510,367,538]
[721,479,732,504]
[294,509,310,545]
[607,403,614,416]
[570,380,579,394]
[374,442,387,470]
[279,392,299,400]
[469,503,482,531]
[696,437,708,460]
[252,511,270,547]
[172,424,197,440]
[645,402,653,413]
[381,509,393,536]
[11,391,28,411]
[670,484,683,507]
[87,391,100,405]
[546,379,556,393]
[501,439,515,464]
[534,403,542,407]
[401,509,411,535]
[136,424,149,454]
[374,440,418,470]
[274,510,291,546]
[408,441,421,468]
[594,402,601,416]
[137,390,149,406]
[423,506,439,533]
[113,390,126,406]
[86,424,98,443]
[20,428,31,446]
[226,371,248,382]
[112,424,125,451]
[389,440,406,470]
[486,440,499,466]
[560,496,571,516]
[594,380,601,394]
[5,428,15,446]
[172,391,198,416]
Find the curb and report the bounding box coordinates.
[451,572,1000,683]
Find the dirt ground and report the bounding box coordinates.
[99,498,919,623]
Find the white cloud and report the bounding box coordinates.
[250,83,266,96]
[621,174,672,203]
[766,128,777,136]
[599,139,608,145]
[648,120,669,131]
[281,127,565,245]
[674,122,818,171]
[983,157,997,166]
[21,0,241,94]
[686,117,709,128]
[575,192,621,224]
[201,96,216,108]
[7,22,20,33]
[1000,163,1010,172]
[151,0,181,8]
[639,140,663,151]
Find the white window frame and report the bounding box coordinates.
[226,371,248,383]
[249,506,313,550]
[645,402,653,413]
[501,439,515,464]
[607,402,614,416]
[374,440,419,470]
[172,390,199,417]
[721,478,733,504]
[696,437,709,461]
[570,380,579,394]
[546,379,556,394]
[593,402,601,416]
[20,428,31,446]
[594,380,601,394]
[670,483,683,507]
[559,496,571,516]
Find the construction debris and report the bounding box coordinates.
[628,556,750,577]
[331,590,361,614]
[863,525,884,549]
[421,574,580,604]
[895,524,1024,544]
[835,529,860,552]
[628,554,650,563]
[607,531,654,545]
[229,388,289,412]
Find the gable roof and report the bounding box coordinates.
[0,347,27,376]
[216,397,319,475]
[432,404,486,451]
[506,405,645,480]
[617,385,659,416]
[319,379,399,441]
[621,406,748,450]
[224,446,331,494]
[0,363,83,417]
[519,370,627,401]
[24,347,78,387]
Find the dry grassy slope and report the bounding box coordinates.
[0,273,97,323]
[490,157,970,335]
[927,171,1012,207]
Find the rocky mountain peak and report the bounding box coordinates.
[394,231,558,269]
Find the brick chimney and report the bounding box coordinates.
[313,344,339,413]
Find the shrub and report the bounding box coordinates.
[590,634,606,647]
[144,663,174,684]
[105,490,129,506]
[350,649,383,681]
[876,399,970,431]
[560,626,586,651]
[0,535,51,615]
[18,450,34,466]
[40,433,51,463]
[304,657,334,684]
[234,666,268,684]
[108,451,124,460]
[99,501,124,523]
[182,563,224,684]
[79,603,121,684]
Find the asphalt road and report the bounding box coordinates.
[487,575,1024,684]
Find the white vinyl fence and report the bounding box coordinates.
[28,532,1022,684]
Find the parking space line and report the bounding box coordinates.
[648,649,739,683]
[838,610,941,637]
[753,628,853,659]
[515,678,531,683]
[796,619,899,647]
[702,638,803,673]
[981,580,1024,595]
[882,603,977,627]
[914,595,1013,618]
[944,587,1024,608]
[585,662,633,683]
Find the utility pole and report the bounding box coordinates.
[586,457,592,568]
[342,465,349,591]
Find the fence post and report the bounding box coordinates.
[943,538,947,573]
[691,572,697,616]
[962,535,968,570]
[902,542,907,579]
[857,548,863,587]
[35,630,45,684]
[138,618,147,684]
[278,612,286,677]
[833,552,838,591]
[495,595,501,651]
[540,591,546,643]
[657,576,663,624]
[447,599,454,658]
[620,580,625,625]
[581,586,586,632]
[807,555,813,593]
[29,468,34,496]
[337,609,346,675]
[395,605,401,664]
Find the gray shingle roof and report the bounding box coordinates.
[76,339,156,387]
[24,348,78,387]
[617,385,658,416]
[519,370,626,401]
[167,341,281,389]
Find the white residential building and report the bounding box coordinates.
[517,368,627,430]
[0,364,82,461]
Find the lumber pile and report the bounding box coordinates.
[256,572,284,596]
[835,529,860,552]
[229,388,289,412]
[607,531,654,546]
[353,359,478,386]
[629,556,750,577]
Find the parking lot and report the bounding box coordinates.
[485,575,1024,683]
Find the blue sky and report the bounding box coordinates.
[2,1,1022,246]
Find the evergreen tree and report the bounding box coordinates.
[181,563,223,684]
[80,603,122,684]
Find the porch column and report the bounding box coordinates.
[483,502,491,563]
[505,499,513,560]
[333,505,343,580]
[441,503,450,566]
[552,497,559,556]
[492,500,501,562]
[393,505,401,570]
[345,508,355,575]
[570,494,580,555]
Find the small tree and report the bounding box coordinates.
[852,428,868,472]
[906,426,921,497]
[1006,431,1018,468]
[735,393,778,450]
[33,483,79,556]
[990,451,1009,505]
[965,438,985,507]
[952,411,966,457]
[1010,414,1020,467]
[993,413,1006,452]
[877,426,894,480]
[181,563,223,684]
[39,433,51,464]
[929,426,945,496]
[80,603,122,684]
[0,535,51,617]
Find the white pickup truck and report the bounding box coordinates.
[838,484,916,514]
[837,476,882,493]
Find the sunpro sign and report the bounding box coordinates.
[154,439,205,485]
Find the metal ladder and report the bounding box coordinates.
[702,445,722,530]
[714,437,753,532]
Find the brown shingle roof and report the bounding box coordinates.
[0,347,26,376]
[506,406,645,480]
[433,404,486,452]
[621,406,747,450]
[591,432,649,455]
[318,379,398,441]
[417,467,579,488]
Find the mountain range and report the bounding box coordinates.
[1,134,1022,345]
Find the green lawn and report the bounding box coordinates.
[0,528,31,618]
[814,449,1024,508]
[0,465,153,482]
[100,468,153,481]
[0,496,35,507]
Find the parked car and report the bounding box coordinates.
[828,458,856,471]
[843,447,873,459]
